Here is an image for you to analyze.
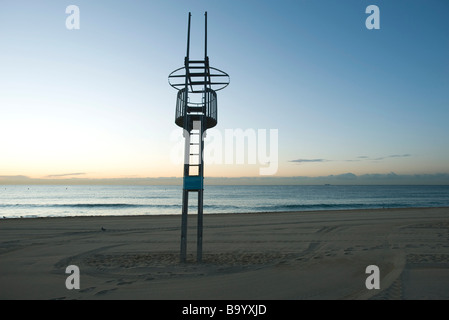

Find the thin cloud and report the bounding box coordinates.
[389,154,411,158]
[373,154,412,161]
[291,154,412,164]
[350,154,412,161]
[45,173,86,178]
[289,159,328,163]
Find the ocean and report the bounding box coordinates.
[0,185,449,218]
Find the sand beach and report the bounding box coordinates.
[1,207,449,300]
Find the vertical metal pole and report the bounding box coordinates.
[195,11,208,264]
[204,12,210,86]
[180,12,192,263]
[204,12,207,60]
[186,12,191,60]
[181,124,190,263]
[183,12,191,132]
[197,189,203,262]
[180,189,188,263]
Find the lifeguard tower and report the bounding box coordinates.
[168,12,230,262]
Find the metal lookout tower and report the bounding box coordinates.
[168,12,230,263]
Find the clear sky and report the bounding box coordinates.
[1,0,448,183]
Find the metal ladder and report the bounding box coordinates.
[180,117,204,263]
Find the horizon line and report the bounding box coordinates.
[1,172,448,185]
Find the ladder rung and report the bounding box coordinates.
[188,60,206,64]
[188,106,203,112]
[187,81,229,86]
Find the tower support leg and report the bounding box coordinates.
[197,189,203,263]
[180,189,189,263]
